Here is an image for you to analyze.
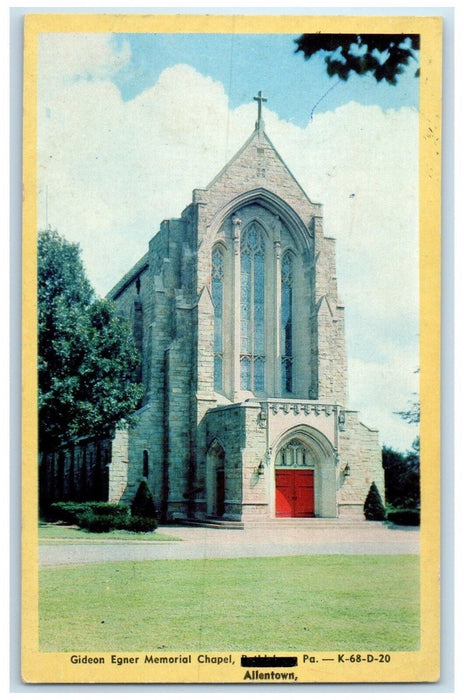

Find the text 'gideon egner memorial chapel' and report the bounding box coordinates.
[106,95,384,523]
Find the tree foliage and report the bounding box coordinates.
[295,33,420,85]
[396,400,420,425]
[38,229,144,451]
[385,386,420,509]
[382,445,420,510]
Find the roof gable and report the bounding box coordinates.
[204,126,316,211]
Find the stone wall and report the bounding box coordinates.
[164,318,195,517]
[241,402,269,521]
[314,231,347,406]
[204,402,268,521]
[338,411,384,518]
[108,256,151,403]
[203,405,246,520]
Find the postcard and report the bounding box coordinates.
[22,12,441,684]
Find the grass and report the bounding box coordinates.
[38,523,181,543]
[39,555,420,651]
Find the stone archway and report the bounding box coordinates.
[274,438,315,517]
[272,427,337,518]
[206,440,226,517]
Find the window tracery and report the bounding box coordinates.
[212,247,224,392]
[240,223,265,392]
[274,439,312,467]
[211,213,304,399]
[281,250,294,392]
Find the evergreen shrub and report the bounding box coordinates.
[363,482,386,521]
[130,481,158,531]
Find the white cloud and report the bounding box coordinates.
[37,36,419,452]
[263,101,419,450]
[349,354,419,450]
[266,102,419,333]
[39,33,131,87]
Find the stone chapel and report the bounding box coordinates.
[41,95,384,522]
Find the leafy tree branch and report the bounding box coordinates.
[295,33,420,85]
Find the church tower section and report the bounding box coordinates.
[191,117,348,408]
[192,125,321,404]
[107,214,198,518]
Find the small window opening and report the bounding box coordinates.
[143,450,149,478]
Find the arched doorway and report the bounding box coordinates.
[206,440,226,517]
[273,428,337,518]
[274,438,315,517]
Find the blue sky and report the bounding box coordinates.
[38,31,420,450]
[110,33,419,125]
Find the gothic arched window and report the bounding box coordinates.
[240,223,265,392]
[212,247,224,392]
[275,439,311,467]
[281,251,294,392]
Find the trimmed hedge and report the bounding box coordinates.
[49,501,130,529]
[88,503,130,517]
[48,502,93,525]
[48,498,157,533]
[387,508,420,526]
[77,513,128,533]
[50,501,131,522]
[124,515,157,533]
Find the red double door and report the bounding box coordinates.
[275,469,315,518]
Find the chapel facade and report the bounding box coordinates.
[102,100,384,522]
[40,98,384,522]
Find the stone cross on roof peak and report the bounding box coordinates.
[254,90,267,131]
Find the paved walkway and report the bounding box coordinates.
[39,522,420,567]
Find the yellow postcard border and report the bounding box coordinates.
[21,12,442,685]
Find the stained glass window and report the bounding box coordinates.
[240,355,251,391]
[281,251,293,392]
[212,247,224,391]
[240,223,266,392]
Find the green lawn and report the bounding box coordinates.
[38,523,181,543]
[39,555,420,651]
